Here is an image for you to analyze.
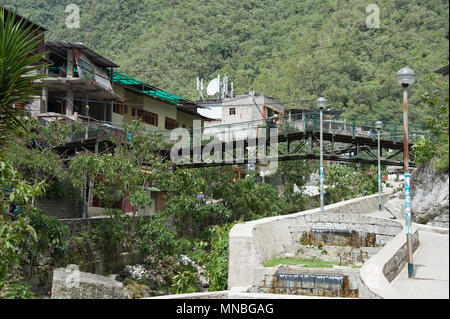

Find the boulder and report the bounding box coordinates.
[384,192,405,220]
[410,162,449,228]
[51,266,127,299]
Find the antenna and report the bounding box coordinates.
[197,77,205,100]
[222,75,228,99]
[206,77,220,96]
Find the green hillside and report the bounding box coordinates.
[1,0,448,124]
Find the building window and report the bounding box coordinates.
[124,105,128,115]
[113,103,124,115]
[229,108,236,115]
[165,117,177,130]
[132,108,136,116]
[137,110,158,126]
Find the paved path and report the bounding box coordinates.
[391,231,449,299]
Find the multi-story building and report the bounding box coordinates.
[35,41,209,131]
[3,7,211,218]
[33,41,211,217]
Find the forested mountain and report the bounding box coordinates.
[1,0,448,124]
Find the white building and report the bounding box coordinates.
[200,93,284,142]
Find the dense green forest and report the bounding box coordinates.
[1,0,448,124]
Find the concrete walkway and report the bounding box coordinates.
[391,231,449,299]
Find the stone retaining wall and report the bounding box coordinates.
[60,215,153,236]
[36,198,82,219]
[249,265,360,297]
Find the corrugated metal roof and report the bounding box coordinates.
[46,41,119,68]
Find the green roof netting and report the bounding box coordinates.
[112,71,186,105]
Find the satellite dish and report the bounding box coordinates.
[207,78,220,96]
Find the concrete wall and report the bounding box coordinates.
[177,110,203,129]
[112,84,205,132]
[60,215,153,236]
[112,84,178,131]
[359,225,420,299]
[228,193,393,290]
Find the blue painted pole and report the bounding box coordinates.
[402,84,414,278]
[320,108,324,214]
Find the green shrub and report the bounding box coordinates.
[139,214,182,257]
[170,270,198,294]
[22,207,69,265]
[204,222,238,291]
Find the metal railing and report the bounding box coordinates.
[60,111,429,146]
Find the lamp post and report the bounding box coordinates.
[317,97,326,213]
[375,121,383,211]
[396,66,415,278]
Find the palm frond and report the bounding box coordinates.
[0,8,48,151]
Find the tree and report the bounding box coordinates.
[70,120,171,213]
[411,74,449,172]
[0,8,47,149]
[0,160,44,299]
[5,118,82,205]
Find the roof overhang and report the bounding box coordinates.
[36,77,120,101]
[46,41,119,68]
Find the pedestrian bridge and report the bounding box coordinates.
[45,111,429,168]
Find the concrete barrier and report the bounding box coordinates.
[359,224,420,299]
[228,193,393,289]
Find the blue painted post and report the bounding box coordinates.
[319,108,324,213]
[402,84,414,278]
[375,121,383,211]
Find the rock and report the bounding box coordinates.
[384,193,405,220]
[411,163,449,228]
[179,254,192,266]
[124,282,152,299]
[51,266,127,299]
[118,264,156,282]
[177,255,210,291]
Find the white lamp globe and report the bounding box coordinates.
[396,67,415,85]
[317,97,326,109]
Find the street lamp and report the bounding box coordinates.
[375,121,383,211]
[317,97,326,214]
[396,66,415,278]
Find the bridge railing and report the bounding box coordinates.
[62,112,429,147]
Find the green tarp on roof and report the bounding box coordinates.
[112,71,186,105]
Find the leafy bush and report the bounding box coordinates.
[170,270,198,294]
[139,214,182,257]
[0,215,37,299]
[412,78,449,172]
[204,222,238,291]
[22,207,69,265]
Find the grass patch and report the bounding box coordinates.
[263,256,344,268]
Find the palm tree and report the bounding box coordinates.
[0,8,47,150]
